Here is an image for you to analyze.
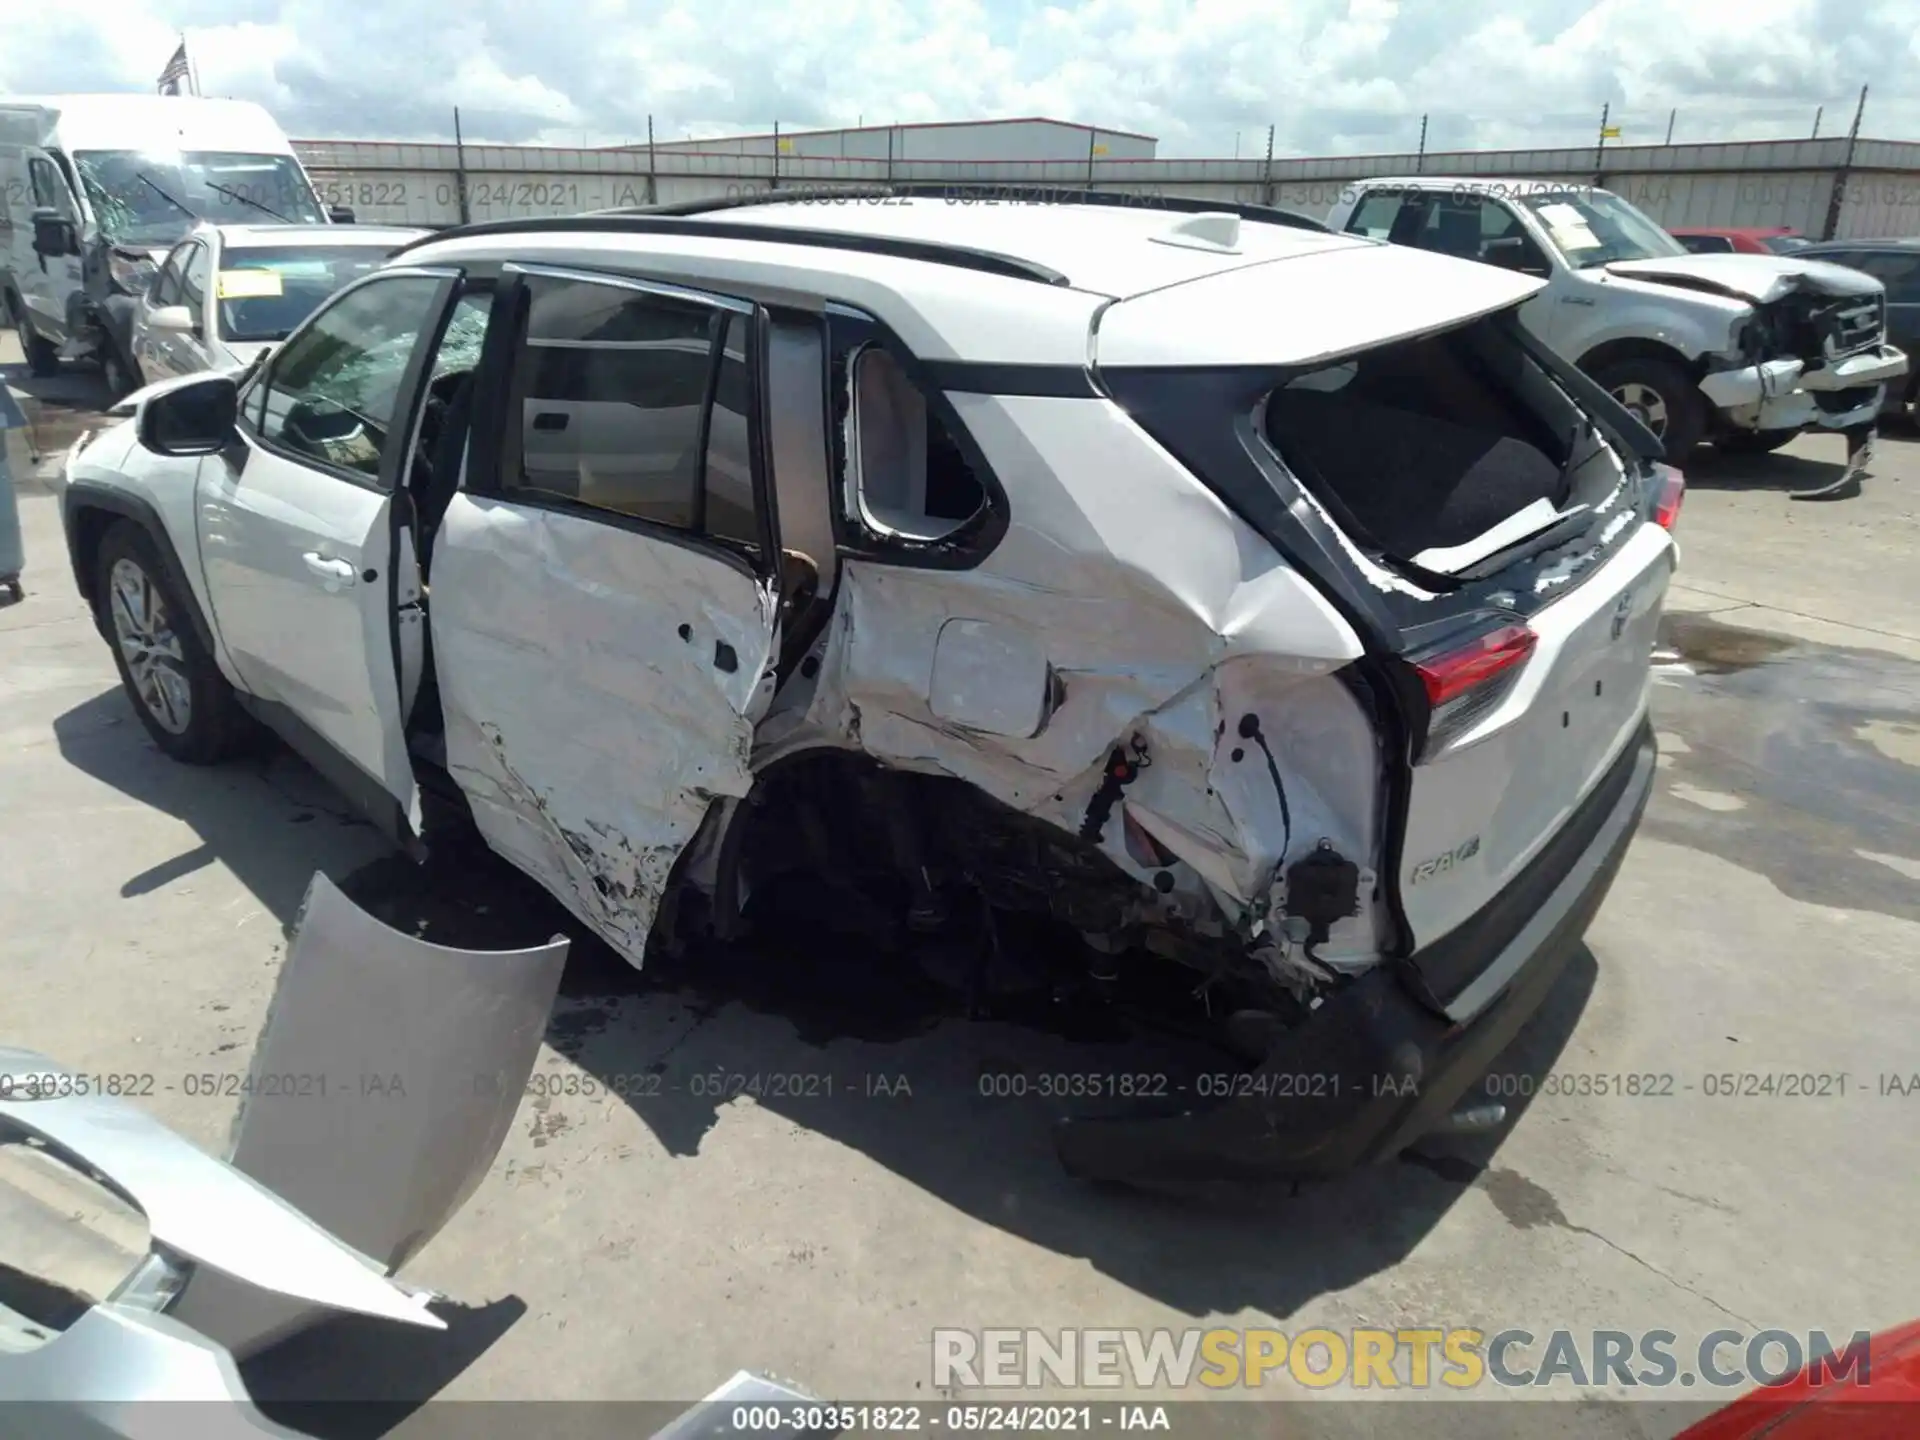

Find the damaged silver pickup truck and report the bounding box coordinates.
[56,185,1680,1183]
[1328,178,1908,476]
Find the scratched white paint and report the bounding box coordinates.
[429,493,775,966]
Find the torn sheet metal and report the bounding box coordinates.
[796,394,1384,951]
[429,493,776,967]
[0,1304,305,1438]
[162,869,569,1361]
[0,1049,441,1333]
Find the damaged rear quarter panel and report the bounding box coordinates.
[429,494,776,965]
[805,393,1376,922]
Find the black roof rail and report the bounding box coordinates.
[386,211,1070,285]
[626,181,1330,232]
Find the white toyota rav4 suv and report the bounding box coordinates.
[57,185,1681,1183]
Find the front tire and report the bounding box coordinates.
[1593,357,1706,464]
[100,341,142,400]
[1714,427,1798,455]
[94,521,249,764]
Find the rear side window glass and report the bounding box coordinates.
[1264,319,1593,566]
[502,274,763,561]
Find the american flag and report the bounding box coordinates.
[157,40,192,95]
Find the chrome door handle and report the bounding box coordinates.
[1560,296,1596,306]
[302,553,357,585]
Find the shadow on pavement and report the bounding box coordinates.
[51,687,386,928]
[243,1296,528,1439]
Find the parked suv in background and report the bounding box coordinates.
[57,185,1679,1184]
[1788,238,1920,423]
[1328,178,1908,461]
[128,221,427,389]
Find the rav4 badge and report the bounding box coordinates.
[1410,835,1481,885]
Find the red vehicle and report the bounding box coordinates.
[1675,1319,1920,1439]
[1668,226,1809,255]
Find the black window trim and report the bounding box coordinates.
[820,301,1012,571]
[241,264,464,496]
[152,243,191,307]
[463,260,783,587]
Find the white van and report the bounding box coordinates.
[0,95,343,396]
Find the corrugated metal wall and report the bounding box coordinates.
[290,133,1920,237]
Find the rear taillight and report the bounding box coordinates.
[1409,623,1537,757]
[1651,464,1685,530]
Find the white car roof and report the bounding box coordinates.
[691,197,1368,298]
[401,196,1542,367]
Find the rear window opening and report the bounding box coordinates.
[1262,316,1623,580]
[846,345,987,543]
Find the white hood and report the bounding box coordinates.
[1606,253,1883,305]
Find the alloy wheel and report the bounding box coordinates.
[1612,381,1669,439]
[108,557,192,734]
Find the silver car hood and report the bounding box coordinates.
[1606,252,1883,304]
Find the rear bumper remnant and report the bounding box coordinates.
[1053,720,1656,1183]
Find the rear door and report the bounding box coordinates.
[196,266,463,840]
[429,263,782,965]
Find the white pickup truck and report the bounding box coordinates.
[1328,178,1909,464]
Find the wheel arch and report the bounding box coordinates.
[63,483,217,657]
[1575,337,1707,385]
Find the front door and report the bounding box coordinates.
[196,267,462,838]
[23,154,83,341]
[429,263,783,964]
[135,243,191,381]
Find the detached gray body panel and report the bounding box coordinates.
[166,870,570,1360]
[1,870,570,1430]
[0,1306,303,1439]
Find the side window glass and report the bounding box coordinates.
[28,159,70,215]
[844,344,986,543]
[503,274,763,560]
[257,275,445,485]
[180,243,211,314]
[152,249,188,307]
[1346,192,1404,240]
[1857,253,1920,304]
[1415,197,1499,262]
[705,314,760,555]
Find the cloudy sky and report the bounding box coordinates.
[4,0,1916,157]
